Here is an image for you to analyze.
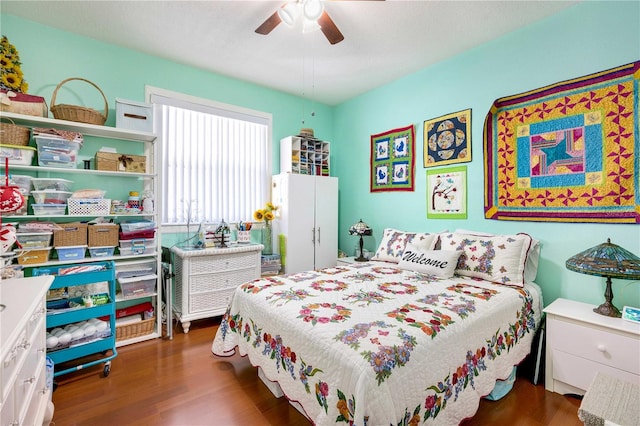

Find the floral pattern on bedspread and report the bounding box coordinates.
[213,262,542,425]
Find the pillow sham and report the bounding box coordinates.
[440,232,534,287]
[454,229,541,282]
[371,228,438,263]
[398,243,462,278]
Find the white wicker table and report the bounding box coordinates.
[578,372,640,426]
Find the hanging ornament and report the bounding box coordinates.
[0,158,25,213]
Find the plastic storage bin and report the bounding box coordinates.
[117,274,157,298]
[0,144,36,165]
[88,246,115,258]
[31,178,74,192]
[10,174,33,195]
[31,204,66,216]
[31,190,73,205]
[55,245,87,261]
[35,136,81,168]
[16,247,52,264]
[115,98,153,133]
[15,231,52,248]
[118,238,155,256]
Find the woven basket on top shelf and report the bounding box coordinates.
[50,77,108,125]
[0,117,31,146]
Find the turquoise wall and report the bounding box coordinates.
[3,1,640,309]
[333,1,640,308]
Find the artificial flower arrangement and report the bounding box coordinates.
[0,35,28,93]
[253,201,279,224]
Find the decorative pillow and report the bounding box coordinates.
[439,232,534,286]
[371,228,438,263]
[398,243,462,278]
[454,229,541,282]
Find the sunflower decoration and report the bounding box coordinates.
[253,201,279,225]
[0,35,28,93]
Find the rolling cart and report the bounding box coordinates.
[33,261,118,378]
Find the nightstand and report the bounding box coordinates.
[544,298,640,395]
[337,256,356,265]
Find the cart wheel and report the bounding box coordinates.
[103,363,111,377]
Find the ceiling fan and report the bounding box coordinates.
[255,0,345,45]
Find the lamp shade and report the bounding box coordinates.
[565,238,640,317]
[349,219,372,236]
[565,238,640,280]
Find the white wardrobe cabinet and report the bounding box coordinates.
[271,173,338,274]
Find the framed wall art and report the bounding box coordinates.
[426,165,467,219]
[424,109,471,168]
[370,124,415,192]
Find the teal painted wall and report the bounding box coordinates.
[333,1,640,308]
[0,14,335,171]
[3,1,640,309]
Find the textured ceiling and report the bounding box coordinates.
[2,0,579,105]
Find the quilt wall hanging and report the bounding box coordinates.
[484,61,639,223]
[424,108,471,167]
[426,165,467,219]
[370,124,415,192]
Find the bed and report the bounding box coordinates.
[212,229,543,425]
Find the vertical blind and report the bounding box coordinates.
[150,91,271,226]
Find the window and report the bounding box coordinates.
[147,87,272,228]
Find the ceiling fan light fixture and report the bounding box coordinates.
[302,18,321,33]
[303,0,324,22]
[278,3,299,27]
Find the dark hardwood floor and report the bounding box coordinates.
[51,318,583,426]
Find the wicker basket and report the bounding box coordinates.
[50,77,108,125]
[53,222,88,247]
[88,223,119,247]
[116,317,155,341]
[0,117,31,146]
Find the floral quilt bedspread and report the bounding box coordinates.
[211,261,542,425]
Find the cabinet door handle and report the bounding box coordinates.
[317,227,321,244]
[311,227,316,244]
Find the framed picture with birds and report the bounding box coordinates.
[370,124,415,192]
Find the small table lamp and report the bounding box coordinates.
[565,238,640,317]
[349,219,372,262]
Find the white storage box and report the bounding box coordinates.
[0,144,36,165]
[117,274,157,298]
[116,98,153,133]
[32,190,73,205]
[31,178,74,192]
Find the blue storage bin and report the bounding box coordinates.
[56,245,87,261]
[89,246,115,258]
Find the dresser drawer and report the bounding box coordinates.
[551,349,640,391]
[190,251,259,273]
[547,317,640,375]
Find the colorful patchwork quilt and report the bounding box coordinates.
[212,261,542,425]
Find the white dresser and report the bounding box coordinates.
[170,244,263,333]
[544,298,640,395]
[1,275,54,426]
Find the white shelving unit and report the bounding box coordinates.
[280,135,330,176]
[0,111,162,347]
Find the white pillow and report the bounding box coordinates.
[398,244,462,278]
[440,232,534,287]
[371,228,438,263]
[454,229,541,282]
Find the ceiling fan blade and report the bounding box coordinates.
[318,10,344,45]
[255,11,281,35]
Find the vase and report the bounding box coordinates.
[261,221,273,255]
